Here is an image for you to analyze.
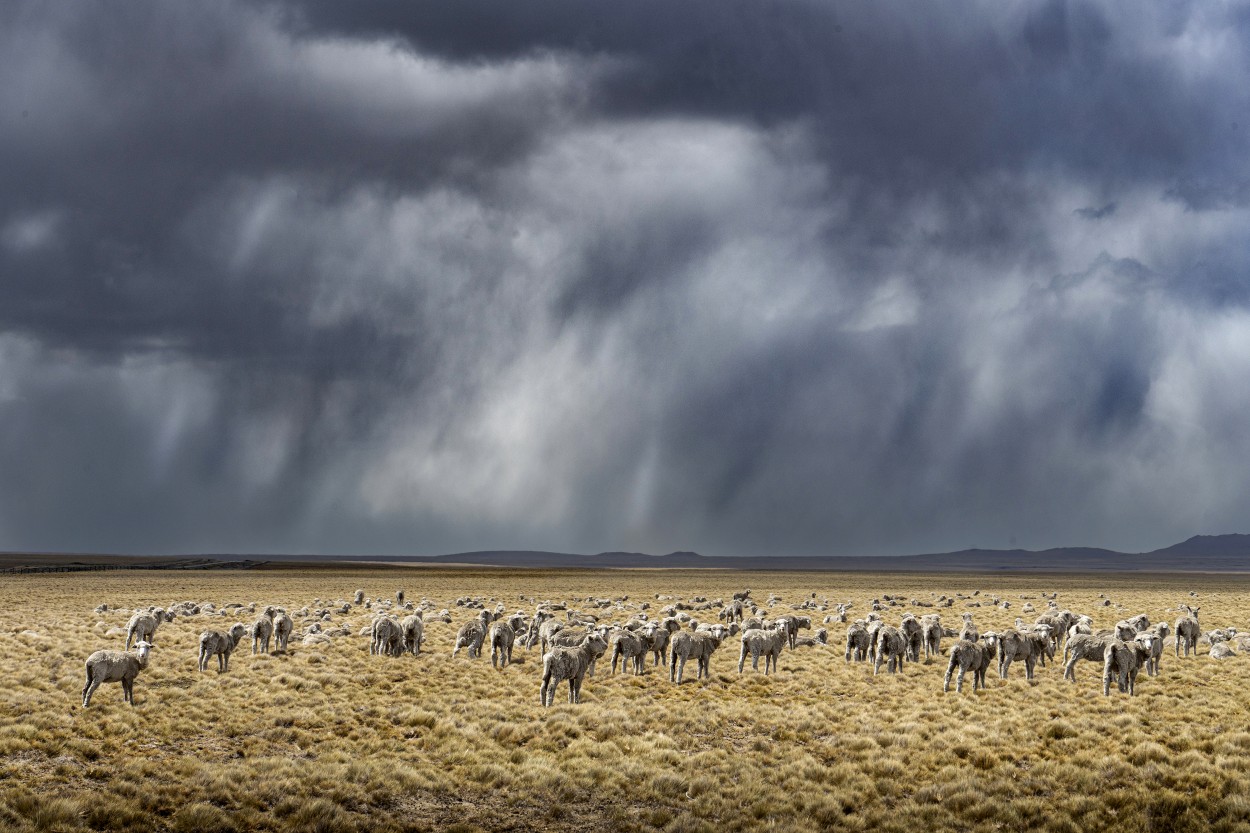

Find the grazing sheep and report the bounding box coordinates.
[489,621,516,668]
[125,612,160,650]
[670,630,723,683]
[608,628,647,675]
[453,611,492,659]
[739,623,787,674]
[82,641,153,707]
[371,616,403,656]
[540,633,609,706]
[198,624,246,672]
[1175,605,1201,657]
[401,614,425,656]
[873,625,907,675]
[943,640,985,693]
[845,622,870,662]
[272,611,294,652]
[921,614,943,661]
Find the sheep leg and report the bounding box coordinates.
[1025,656,1034,680]
[1063,656,1078,682]
[83,675,101,708]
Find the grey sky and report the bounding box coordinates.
[1,1,1249,556]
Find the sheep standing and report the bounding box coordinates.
[643,620,676,667]
[943,639,984,693]
[401,614,425,656]
[452,611,492,659]
[125,612,160,650]
[354,589,365,605]
[540,633,608,706]
[958,613,978,644]
[198,624,246,672]
[272,611,294,652]
[739,624,786,674]
[489,621,516,668]
[82,641,153,707]
[250,608,275,655]
[670,630,723,683]
[1063,633,1112,681]
[1175,606,1201,657]
[921,614,943,661]
[371,616,403,656]
[608,628,646,675]
[873,625,907,675]
[997,629,1047,680]
[845,622,870,662]
[1140,623,1167,676]
[1103,638,1146,695]
[900,614,924,662]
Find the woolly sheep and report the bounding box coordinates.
[958,613,978,644]
[943,639,984,693]
[125,612,160,650]
[669,629,723,684]
[82,641,152,707]
[198,624,246,672]
[272,611,294,652]
[371,616,403,656]
[845,621,870,662]
[739,623,786,674]
[607,628,646,675]
[921,614,943,660]
[453,611,492,659]
[1210,642,1236,660]
[354,589,365,605]
[401,614,424,656]
[1103,638,1147,695]
[1063,633,1113,681]
[873,625,907,675]
[1175,605,1201,657]
[489,621,516,668]
[997,628,1047,680]
[642,622,673,667]
[899,614,923,662]
[540,632,609,706]
[250,614,274,655]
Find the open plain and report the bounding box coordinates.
[2,567,1250,833]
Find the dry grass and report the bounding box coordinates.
[1,568,1249,833]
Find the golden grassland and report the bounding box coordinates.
[2,567,1250,833]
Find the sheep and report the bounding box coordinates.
[1063,633,1114,681]
[125,612,160,650]
[921,614,943,661]
[739,623,786,674]
[1175,605,1201,657]
[720,599,745,623]
[540,632,609,706]
[1035,610,1073,652]
[272,611,294,652]
[943,640,984,693]
[958,613,978,644]
[845,621,870,662]
[1210,642,1237,660]
[997,628,1047,680]
[353,589,365,605]
[606,628,646,675]
[82,641,153,707]
[198,624,246,672]
[1135,629,1164,676]
[899,614,924,662]
[1114,620,1138,641]
[670,629,723,683]
[401,614,425,656]
[452,612,491,660]
[1103,638,1147,695]
[533,618,566,654]
[250,608,276,654]
[642,621,674,667]
[873,625,907,675]
[396,589,405,607]
[489,621,516,668]
[371,616,403,656]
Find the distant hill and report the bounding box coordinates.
[5,536,1250,572]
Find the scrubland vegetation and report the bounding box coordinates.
[2,568,1250,833]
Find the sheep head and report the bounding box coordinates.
[133,641,153,667]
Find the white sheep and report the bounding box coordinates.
[198,624,246,672]
[738,623,786,674]
[540,632,609,706]
[669,629,723,683]
[1175,605,1201,657]
[489,621,516,668]
[82,641,153,707]
[273,611,294,652]
[250,608,276,654]
[401,614,424,656]
[125,612,160,650]
[873,625,907,675]
[371,616,403,656]
[608,628,646,675]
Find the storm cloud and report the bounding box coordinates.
[2,0,1249,556]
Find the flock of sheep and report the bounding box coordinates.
[79,585,1236,708]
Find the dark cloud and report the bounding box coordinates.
[1,0,1249,556]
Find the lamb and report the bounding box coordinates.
[125,612,160,650]
[873,625,907,675]
[608,628,647,675]
[642,621,674,666]
[845,621,870,662]
[1175,605,1201,657]
[489,621,516,668]
[997,628,1047,680]
[739,623,787,674]
[958,613,978,644]
[401,613,425,656]
[82,641,153,706]
[272,611,294,652]
[198,624,246,672]
[670,629,723,683]
[540,632,609,706]
[921,614,943,661]
[1136,630,1163,676]
[1210,642,1236,660]
[370,616,403,656]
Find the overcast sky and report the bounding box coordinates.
[2,1,1249,557]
